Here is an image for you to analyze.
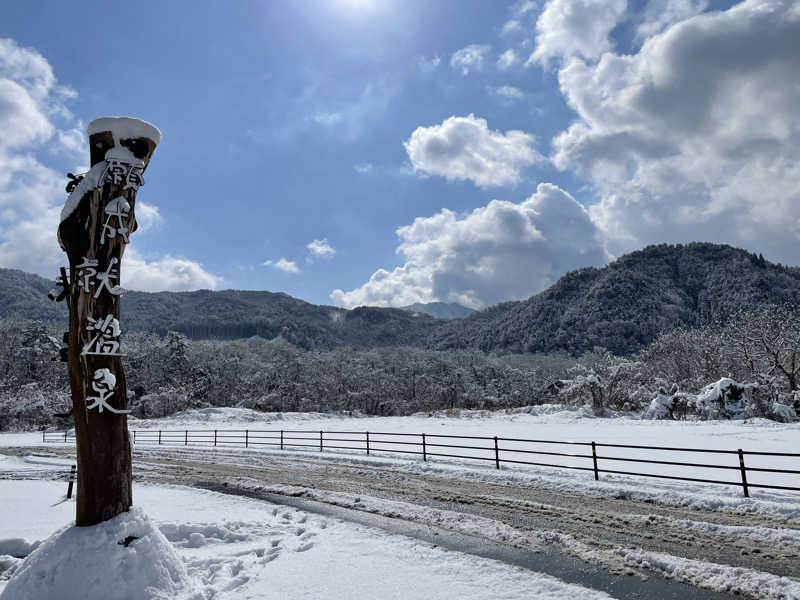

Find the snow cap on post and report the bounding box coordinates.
[87,116,162,168]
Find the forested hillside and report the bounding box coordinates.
[401,302,473,319]
[2,243,799,355]
[0,270,438,350]
[432,243,800,355]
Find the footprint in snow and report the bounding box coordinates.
[260,545,281,564]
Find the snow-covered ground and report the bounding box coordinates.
[4,406,799,513]
[2,408,800,599]
[0,479,612,600]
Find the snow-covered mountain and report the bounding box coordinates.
[400,302,473,320]
[2,243,799,355]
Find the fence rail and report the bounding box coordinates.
[42,428,800,498]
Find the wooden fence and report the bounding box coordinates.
[43,428,800,498]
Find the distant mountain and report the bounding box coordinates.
[0,269,439,350]
[430,243,800,355]
[0,268,67,324]
[401,302,473,320]
[3,243,799,355]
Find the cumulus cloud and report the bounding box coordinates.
[330,183,608,309]
[450,44,491,75]
[404,114,542,188]
[124,249,220,291]
[0,37,221,292]
[263,257,299,274]
[528,0,627,66]
[497,49,519,70]
[306,238,335,262]
[548,0,800,263]
[636,0,707,40]
[0,39,82,276]
[134,201,163,231]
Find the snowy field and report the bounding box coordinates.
[0,479,611,600]
[14,405,800,498]
[4,406,800,513]
[2,408,800,599]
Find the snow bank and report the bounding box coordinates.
[413,404,602,420]
[642,378,779,421]
[130,406,364,429]
[0,507,201,600]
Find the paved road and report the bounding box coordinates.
[5,444,800,598]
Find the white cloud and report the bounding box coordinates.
[528,0,627,66]
[636,0,707,40]
[497,49,519,70]
[502,0,539,35]
[0,37,222,292]
[501,20,523,36]
[330,183,608,309]
[404,114,542,188]
[450,44,491,75]
[124,249,220,291]
[306,238,335,261]
[134,201,163,231]
[353,162,373,173]
[493,85,525,100]
[263,257,299,274]
[548,0,800,264]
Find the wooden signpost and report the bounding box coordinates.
[53,117,161,526]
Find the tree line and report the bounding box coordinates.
[1,303,798,431]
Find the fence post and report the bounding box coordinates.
[738,449,750,498]
[185,430,188,446]
[245,430,249,448]
[214,429,218,447]
[422,433,427,462]
[43,430,45,443]
[591,441,599,481]
[320,430,323,452]
[366,431,370,456]
[494,436,500,469]
[158,430,161,445]
[280,430,284,450]
[64,430,68,443]
[133,430,136,444]
[67,465,76,499]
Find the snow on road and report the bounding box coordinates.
[0,480,612,600]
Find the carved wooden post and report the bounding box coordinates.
[56,117,160,526]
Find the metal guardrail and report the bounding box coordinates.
[43,428,800,498]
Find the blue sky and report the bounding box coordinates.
[1,0,798,308]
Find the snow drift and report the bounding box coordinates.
[0,507,201,600]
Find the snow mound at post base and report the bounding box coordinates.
[0,507,201,600]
